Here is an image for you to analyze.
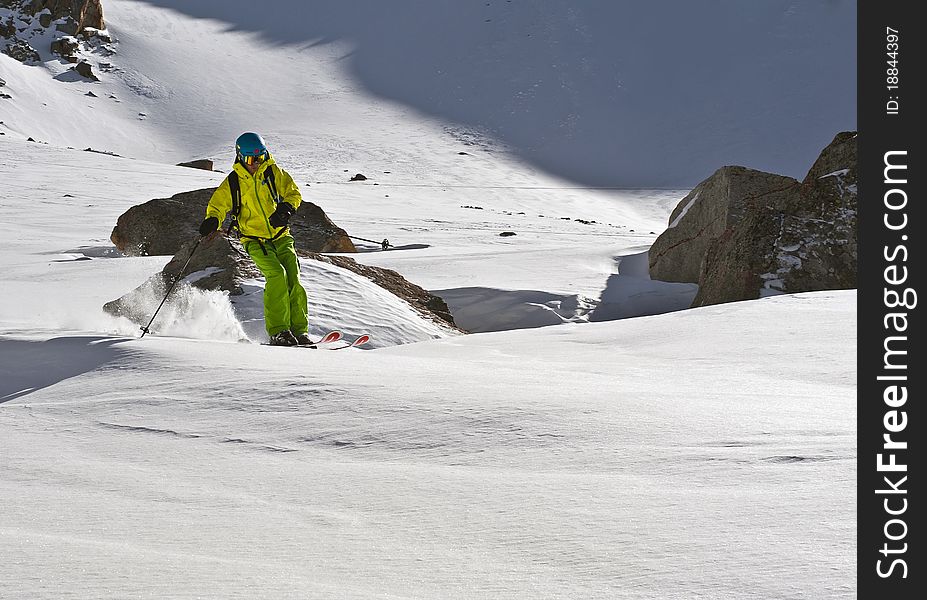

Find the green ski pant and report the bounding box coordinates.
[244,235,309,336]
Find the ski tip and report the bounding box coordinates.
[320,330,343,344]
[352,334,370,346]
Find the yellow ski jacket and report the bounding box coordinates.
[205,156,303,240]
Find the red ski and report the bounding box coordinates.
[323,334,371,350]
[261,330,342,348]
[305,330,343,346]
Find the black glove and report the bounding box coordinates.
[199,216,219,237]
[268,202,295,228]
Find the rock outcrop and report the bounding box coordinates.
[24,0,104,33]
[72,58,97,80]
[649,132,857,307]
[103,236,461,332]
[102,237,262,326]
[2,0,112,69]
[315,254,457,327]
[177,159,215,172]
[110,186,357,256]
[648,167,798,284]
[3,38,40,62]
[50,35,78,61]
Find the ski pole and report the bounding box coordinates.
[301,222,392,250]
[139,237,202,338]
[346,234,391,250]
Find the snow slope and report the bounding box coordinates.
[1,0,856,187]
[0,1,856,598]
[1,291,855,599]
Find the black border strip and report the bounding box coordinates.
[859,0,922,596]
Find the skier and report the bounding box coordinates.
[198,132,311,346]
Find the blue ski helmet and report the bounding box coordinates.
[235,132,268,164]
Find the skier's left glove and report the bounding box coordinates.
[199,216,219,237]
[268,202,295,228]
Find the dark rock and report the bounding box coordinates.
[101,236,262,326]
[72,0,105,31]
[803,130,857,184]
[73,59,98,80]
[692,132,857,306]
[287,201,357,252]
[349,173,367,181]
[83,147,120,156]
[649,167,798,284]
[110,186,357,257]
[4,39,40,62]
[499,231,517,237]
[177,159,214,171]
[54,18,78,35]
[27,1,104,33]
[78,27,111,42]
[0,13,15,38]
[50,35,78,59]
[648,132,858,307]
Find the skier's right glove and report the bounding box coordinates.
[199,216,219,237]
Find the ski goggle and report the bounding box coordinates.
[240,151,268,166]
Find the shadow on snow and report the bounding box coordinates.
[0,336,130,403]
